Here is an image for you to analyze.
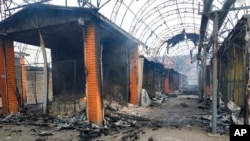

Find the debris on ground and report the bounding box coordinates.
[227,101,250,125]
[0,94,231,140]
[140,89,151,107]
[151,91,165,104]
[193,105,231,134]
[0,105,161,141]
[180,102,188,107]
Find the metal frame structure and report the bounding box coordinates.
[1,0,250,134]
[104,0,249,71]
[1,0,249,69]
[0,0,51,66]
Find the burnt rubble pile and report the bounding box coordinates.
[193,107,231,134]
[0,112,52,126]
[0,107,160,140]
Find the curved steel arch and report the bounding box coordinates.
[149,35,202,58]
[128,0,222,37]
[118,0,135,27]
[84,0,250,77]
[147,23,210,50]
[218,9,243,39]
[107,0,243,63]
[144,24,200,53]
[138,15,201,44]
[129,1,178,35]
[137,8,201,41]
[108,0,226,44]
[110,0,127,23]
[128,0,160,34]
[127,0,205,34]
[110,0,228,59]
[129,1,202,38]
[2,0,250,68]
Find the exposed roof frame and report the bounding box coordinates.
[198,0,236,57]
[137,8,201,41]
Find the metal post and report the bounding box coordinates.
[201,54,205,102]
[2,40,9,113]
[203,46,207,101]
[39,31,49,115]
[197,60,201,96]
[212,12,218,135]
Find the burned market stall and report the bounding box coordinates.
[164,68,188,95]
[102,36,139,106]
[0,4,142,125]
[140,55,188,97]
[198,63,211,99]
[217,15,249,107]
[141,56,164,97]
[216,14,250,124]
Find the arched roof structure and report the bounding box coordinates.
[1,0,250,82]
[98,0,249,65]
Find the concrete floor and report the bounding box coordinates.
[96,94,229,141]
[97,126,229,141]
[0,94,229,141]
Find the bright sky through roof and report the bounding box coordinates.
[9,0,250,73]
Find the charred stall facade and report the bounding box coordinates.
[164,68,188,94]
[0,4,142,125]
[217,15,250,109]
[141,56,188,96]
[141,57,164,97]
[102,39,139,106]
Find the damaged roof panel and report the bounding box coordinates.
[0,4,142,46]
[0,4,92,34]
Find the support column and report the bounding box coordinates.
[203,48,207,100]
[0,41,8,114]
[39,31,49,115]
[212,13,218,135]
[85,22,103,125]
[137,57,144,102]
[200,56,205,101]
[130,45,139,105]
[20,57,27,106]
[0,40,18,115]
